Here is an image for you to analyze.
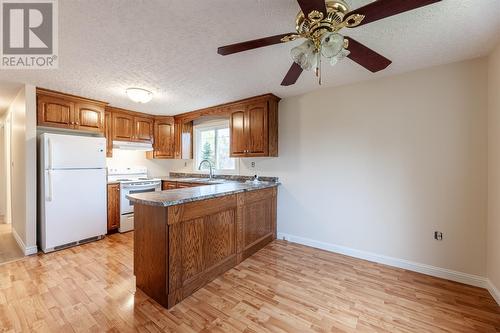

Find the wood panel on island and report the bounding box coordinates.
[133,186,277,308]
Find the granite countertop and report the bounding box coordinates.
[127,181,279,207]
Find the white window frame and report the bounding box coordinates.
[193,119,239,175]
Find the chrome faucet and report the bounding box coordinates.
[198,159,214,179]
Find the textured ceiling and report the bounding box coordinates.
[0,81,23,115]
[0,0,499,115]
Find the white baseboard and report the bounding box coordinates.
[487,279,500,306]
[277,232,487,289]
[12,228,38,256]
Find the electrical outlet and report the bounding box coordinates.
[434,231,443,241]
[251,161,256,168]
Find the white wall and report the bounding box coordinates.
[173,58,489,277]
[9,87,27,244]
[0,122,5,218]
[106,149,185,177]
[25,85,36,251]
[2,113,12,225]
[8,84,37,254]
[487,43,500,298]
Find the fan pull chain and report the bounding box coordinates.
[317,49,322,85]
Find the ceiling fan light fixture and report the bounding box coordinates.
[126,87,153,104]
[320,32,345,58]
[291,40,317,71]
[329,48,350,66]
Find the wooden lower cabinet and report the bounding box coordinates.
[107,183,120,233]
[133,187,277,308]
[162,181,177,190]
[162,181,207,190]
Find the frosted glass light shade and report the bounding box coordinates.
[126,88,153,103]
[329,49,350,66]
[320,32,345,59]
[291,40,317,71]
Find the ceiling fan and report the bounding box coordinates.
[217,0,442,86]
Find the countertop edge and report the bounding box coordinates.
[126,182,279,207]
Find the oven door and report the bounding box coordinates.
[120,183,160,214]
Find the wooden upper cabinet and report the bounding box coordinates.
[134,116,154,143]
[229,96,278,157]
[74,103,105,133]
[37,94,74,129]
[153,117,175,158]
[36,88,107,133]
[174,119,193,160]
[230,105,247,157]
[109,107,154,144]
[104,111,113,157]
[112,112,134,141]
[247,102,268,156]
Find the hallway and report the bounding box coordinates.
[0,217,24,265]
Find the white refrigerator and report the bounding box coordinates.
[39,133,107,253]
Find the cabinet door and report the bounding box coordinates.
[112,113,134,141]
[246,102,268,156]
[230,105,248,157]
[162,181,177,190]
[134,117,154,143]
[107,184,120,232]
[154,118,175,158]
[74,103,105,133]
[37,95,75,129]
[176,182,193,188]
[104,111,113,157]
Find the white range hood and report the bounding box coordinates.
[113,140,153,151]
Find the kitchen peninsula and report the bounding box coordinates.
[127,179,278,308]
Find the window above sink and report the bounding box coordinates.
[194,119,238,174]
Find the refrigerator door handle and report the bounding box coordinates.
[48,137,53,170]
[47,170,53,202]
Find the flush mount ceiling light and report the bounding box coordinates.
[217,0,442,86]
[126,88,153,103]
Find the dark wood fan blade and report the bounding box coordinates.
[345,37,392,73]
[218,33,295,56]
[345,0,441,27]
[297,0,327,16]
[281,63,303,86]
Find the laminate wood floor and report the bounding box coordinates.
[0,222,24,265]
[0,232,499,332]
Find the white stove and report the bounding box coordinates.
[108,167,161,233]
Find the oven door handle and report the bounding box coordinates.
[122,184,160,190]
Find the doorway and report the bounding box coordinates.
[0,102,23,264]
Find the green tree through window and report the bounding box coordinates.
[201,141,215,166]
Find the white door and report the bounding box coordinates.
[43,168,106,250]
[43,133,106,170]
